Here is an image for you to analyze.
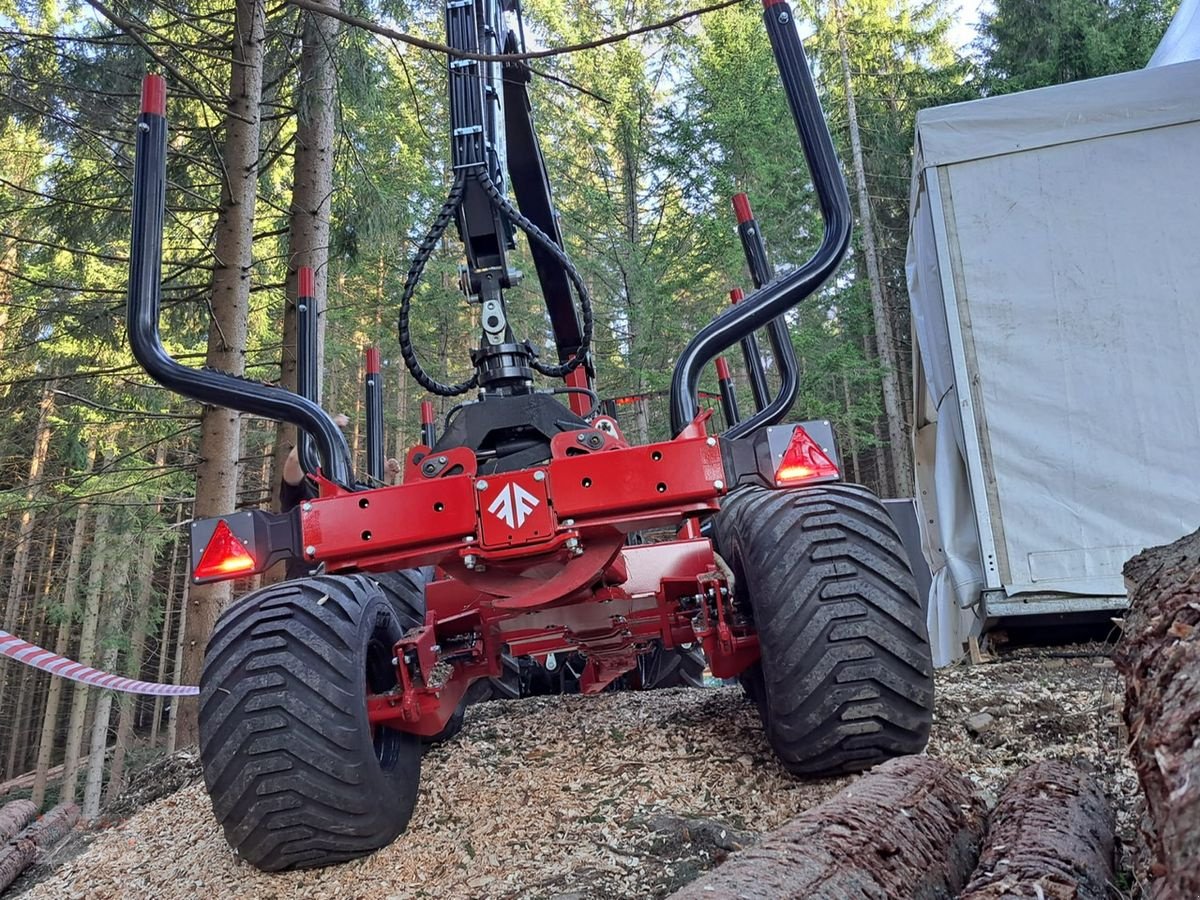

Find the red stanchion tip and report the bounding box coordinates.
[365,347,381,374]
[420,400,435,425]
[763,0,787,8]
[715,357,732,381]
[298,267,315,297]
[141,74,166,116]
[732,193,754,225]
[729,287,745,304]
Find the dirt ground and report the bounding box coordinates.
[16,650,1136,900]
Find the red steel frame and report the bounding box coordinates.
[301,409,760,737]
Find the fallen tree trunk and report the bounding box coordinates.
[0,801,37,842]
[0,756,88,798]
[0,802,79,892]
[1117,528,1200,900]
[669,756,987,899]
[958,760,1115,900]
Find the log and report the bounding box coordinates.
[668,756,987,899]
[1116,528,1200,900]
[0,756,89,798]
[0,802,79,892]
[958,760,1115,900]
[0,801,37,843]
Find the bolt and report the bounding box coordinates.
[778,10,789,22]
[565,537,579,551]
[714,480,724,491]
[305,545,316,557]
[430,644,441,654]
[391,657,399,666]
[534,470,546,482]
[562,519,574,527]
[438,456,447,464]
[587,434,602,447]
[476,479,489,491]
[464,554,477,570]
[706,437,716,447]
[464,536,475,543]
[302,502,313,512]
[577,433,587,443]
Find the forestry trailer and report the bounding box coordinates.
[126,0,934,872]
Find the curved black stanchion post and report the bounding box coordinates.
[127,75,353,488]
[730,288,771,413]
[365,348,384,483]
[295,267,322,476]
[668,0,852,436]
[723,194,802,438]
[715,357,741,429]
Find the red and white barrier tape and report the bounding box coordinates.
[0,629,198,696]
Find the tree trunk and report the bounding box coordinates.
[106,496,164,804]
[0,800,37,841]
[0,802,79,892]
[5,532,57,779]
[30,441,97,807]
[150,505,184,748]
[81,538,133,822]
[178,0,267,748]
[165,580,189,754]
[1116,528,1200,899]
[273,0,340,502]
[959,760,1115,899]
[59,499,112,803]
[831,2,912,497]
[668,756,986,899]
[0,386,56,758]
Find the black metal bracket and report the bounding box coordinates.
[127,76,354,488]
[668,0,852,436]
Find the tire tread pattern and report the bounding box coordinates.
[714,484,934,776]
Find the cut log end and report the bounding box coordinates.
[0,799,38,842]
[668,755,988,900]
[0,802,80,893]
[1117,527,1200,900]
[959,760,1115,900]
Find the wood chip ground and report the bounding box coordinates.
[21,653,1136,900]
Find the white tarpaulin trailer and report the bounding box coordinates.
[905,60,1200,666]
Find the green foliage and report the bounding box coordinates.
[978,0,1178,93]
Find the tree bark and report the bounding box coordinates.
[165,580,189,754]
[150,504,184,748]
[105,513,162,804]
[0,386,56,762]
[178,0,267,747]
[0,800,37,841]
[31,442,96,808]
[0,802,79,892]
[830,1,912,497]
[959,760,1115,900]
[81,539,133,823]
[668,756,987,899]
[1116,528,1200,900]
[273,0,340,504]
[5,531,57,779]
[59,499,112,803]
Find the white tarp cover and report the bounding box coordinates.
[906,61,1200,664]
[1150,0,1200,66]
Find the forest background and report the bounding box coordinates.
[0,0,1177,819]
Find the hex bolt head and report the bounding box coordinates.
[577,433,587,443]
[476,479,489,492]
[430,644,441,654]
[706,437,717,447]
[778,10,789,22]
[464,554,477,569]
[391,657,399,666]
[534,470,546,482]
[305,545,316,557]
[714,480,725,491]
[302,502,313,512]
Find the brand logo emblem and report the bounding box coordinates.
[487,482,540,528]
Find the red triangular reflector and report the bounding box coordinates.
[775,426,839,485]
[194,519,256,580]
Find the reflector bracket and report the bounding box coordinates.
[775,426,839,485]
[193,519,256,580]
